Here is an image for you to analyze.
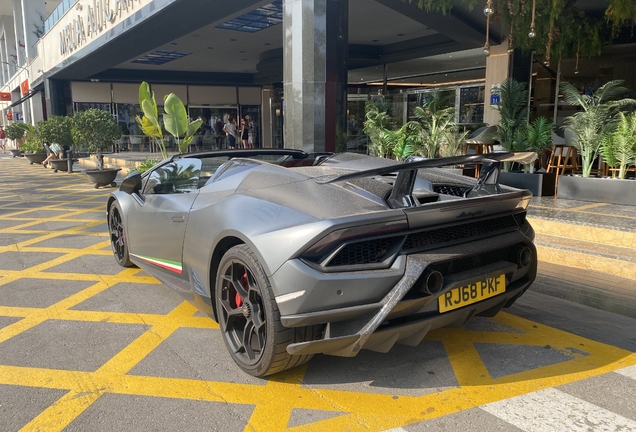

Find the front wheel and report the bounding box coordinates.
[216,245,320,377]
[108,202,133,267]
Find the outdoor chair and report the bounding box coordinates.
[463,125,497,177]
[547,129,579,187]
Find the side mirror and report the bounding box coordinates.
[120,171,142,195]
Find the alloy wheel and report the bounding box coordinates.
[109,207,126,262]
[218,260,266,366]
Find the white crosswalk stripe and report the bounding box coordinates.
[480,387,636,431]
[615,364,636,381]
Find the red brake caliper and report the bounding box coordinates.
[235,272,248,307]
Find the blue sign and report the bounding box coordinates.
[490,94,501,105]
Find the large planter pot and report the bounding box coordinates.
[84,168,121,188]
[24,152,47,165]
[557,175,636,206]
[499,171,556,196]
[9,149,23,157]
[50,158,75,173]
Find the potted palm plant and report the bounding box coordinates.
[492,78,557,196]
[364,98,396,159]
[413,90,457,158]
[72,109,123,188]
[601,112,636,179]
[557,80,636,205]
[498,116,557,196]
[561,80,635,177]
[492,78,529,154]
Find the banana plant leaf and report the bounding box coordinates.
[163,93,189,138]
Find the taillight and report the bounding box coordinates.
[301,219,407,270]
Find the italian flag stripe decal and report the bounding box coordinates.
[130,254,183,274]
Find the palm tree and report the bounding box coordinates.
[363,99,396,158]
[492,78,529,151]
[413,91,457,158]
[523,117,554,172]
[561,80,636,177]
[391,121,422,161]
[601,112,636,179]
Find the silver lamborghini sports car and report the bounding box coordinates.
[107,149,537,376]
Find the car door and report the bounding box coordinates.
[126,158,202,281]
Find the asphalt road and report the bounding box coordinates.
[1,155,635,432]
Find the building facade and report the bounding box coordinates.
[1,0,633,154]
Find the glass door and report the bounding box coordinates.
[239,105,261,148]
[188,106,238,150]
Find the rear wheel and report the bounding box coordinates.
[216,245,320,377]
[108,202,133,267]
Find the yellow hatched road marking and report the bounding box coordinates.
[1,158,635,431]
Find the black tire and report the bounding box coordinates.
[216,245,321,377]
[108,201,134,267]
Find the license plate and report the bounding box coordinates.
[438,274,506,313]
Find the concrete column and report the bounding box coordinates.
[483,41,510,126]
[30,91,44,123]
[20,0,46,62]
[12,0,25,65]
[1,15,17,79]
[282,0,348,153]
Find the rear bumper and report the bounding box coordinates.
[279,232,536,357]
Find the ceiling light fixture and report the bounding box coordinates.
[508,19,514,54]
[528,0,537,38]
[483,0,492,56]
[217,1,283,33]
[483,0,494,16]
[574,40,580,74]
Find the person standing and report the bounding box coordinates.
[223,116,238,149]
[0,126,5,153]
[240,117,249,149]
[245,115,256,149]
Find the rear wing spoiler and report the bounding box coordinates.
[316,152,538,209]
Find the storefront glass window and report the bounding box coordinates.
[346,96,367,153]
[188,106,239,150]
[240,105,261,149]
[73,102,111,113]
[270,87,284,148]
[458,86,485,125]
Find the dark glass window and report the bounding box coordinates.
[143,159,202,195]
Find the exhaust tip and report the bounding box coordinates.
[517,247,533,268]
[417,270,444,295]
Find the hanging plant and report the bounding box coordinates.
[606,0,636,35]
[414,0,621,59]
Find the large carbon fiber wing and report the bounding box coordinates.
[315,152,538,209]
